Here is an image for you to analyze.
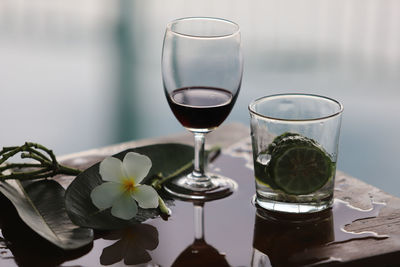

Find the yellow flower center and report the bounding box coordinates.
[122,178,137,193]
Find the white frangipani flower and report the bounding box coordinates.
[90,152,159,220]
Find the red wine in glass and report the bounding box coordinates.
[167,87,237,131]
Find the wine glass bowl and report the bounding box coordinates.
[162,17,243,200]
[166,86,237,133]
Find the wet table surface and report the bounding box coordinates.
[1,123,400,266]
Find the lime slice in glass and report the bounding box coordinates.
[269,143,333,195]
[254,152,275,188]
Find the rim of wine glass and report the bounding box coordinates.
[166,17,240,39]
[248,93,344,122]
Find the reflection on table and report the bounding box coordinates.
[252,207,334,266]
[172,202,230,267]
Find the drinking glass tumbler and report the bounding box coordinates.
[249,94,343,213]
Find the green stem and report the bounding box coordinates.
[150,146,221,190]
[158,196,170,215]
[151,161,193,190]
[27,145,52,162]
[1,171,54,181]
[0,146,18,154]
[0,142,82,181]
[0,147,23,165]
[207,145,221,162]
[58,165,82,176]
[21,153,47,164]
[30,143,58,166]
[0,163,43,172]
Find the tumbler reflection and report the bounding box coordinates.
[251,208,334,266]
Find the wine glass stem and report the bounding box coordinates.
[193,132,206,177]
[188,132,211,187]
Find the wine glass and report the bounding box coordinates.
[162,17,243,201]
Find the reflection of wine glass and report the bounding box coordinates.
[172,202,230,267]
[172,238,230,267]
[162,17,243,200]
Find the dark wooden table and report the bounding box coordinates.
[1,123,399,266]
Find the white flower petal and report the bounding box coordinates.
[122,152,152,184]
[132,185,159,209]
[90,182,122,209]
[111,193,138,220]
[99,156,124,183]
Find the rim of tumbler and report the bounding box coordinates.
[166,17,240,39]
[248,93,344,122]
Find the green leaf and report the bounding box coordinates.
[65,143,194,230]
[0,179,93,250]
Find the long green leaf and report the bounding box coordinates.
[65,143,194,230]
[0,179,93,250]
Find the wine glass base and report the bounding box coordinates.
[163,173,238,201]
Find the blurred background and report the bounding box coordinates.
[1,0,399,196]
